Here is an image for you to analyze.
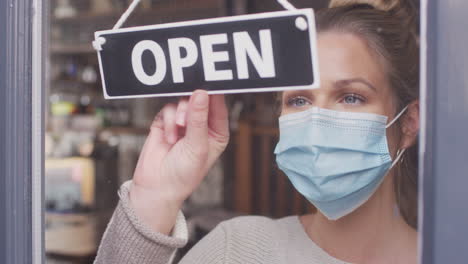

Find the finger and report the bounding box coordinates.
[147,114,170,151]
[176,98,189,127]
[135,114,170,182]
[208,94,229,142]
[150,112,164,130]
[163,104,178,144]
[184,90,209,155]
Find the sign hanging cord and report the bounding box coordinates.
[113,0,142,29]
[93,0,298,51]
[112,0,296,30]
[276,0,297,11]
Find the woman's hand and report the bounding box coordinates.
[129,90,230,234]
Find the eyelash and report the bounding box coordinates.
[340,93,366,105]
[285,93,367,108]
[286,96,311,107]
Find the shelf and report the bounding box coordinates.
[51,79,101,91]
[51,0,224,24]
[102,126,149,135]
[52,78,98,85]
[50,0,225,55]
[50,43,96,55]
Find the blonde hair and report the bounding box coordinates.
[318,0,420,228]
[330,0,401,10]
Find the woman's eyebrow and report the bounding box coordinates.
[335,78,377,92]
[283,89,314,99]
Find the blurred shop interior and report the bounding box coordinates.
[45,0,327,263]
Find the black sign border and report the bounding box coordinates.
[94,8,320,99]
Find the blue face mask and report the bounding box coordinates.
[274,106,407,220]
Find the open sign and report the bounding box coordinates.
[94,9,319,99]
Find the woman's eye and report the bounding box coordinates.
[287,96,311,107]
[342,94,365,105]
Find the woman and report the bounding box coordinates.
[95,0,420,263]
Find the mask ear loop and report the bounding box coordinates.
[390,148,406,169]
[388,105,409,169]
[391,147,405,217]
[386,105,409,169]
[388,106,408,208]
[386,105,409,129]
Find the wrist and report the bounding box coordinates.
[130,182,185,207]
[129,183,184,235]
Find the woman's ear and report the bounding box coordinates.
[400,100,420,149]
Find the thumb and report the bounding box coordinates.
[184,90,209,156]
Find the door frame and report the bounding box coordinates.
[419,0,468,263]
[0,0,45,263]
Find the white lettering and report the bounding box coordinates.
[168,38,198,83]
[233,29,275,79]
[200,34,233,81]
[131,30,276,85]
[131,40,167,86]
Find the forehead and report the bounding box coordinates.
[316,31,388,89]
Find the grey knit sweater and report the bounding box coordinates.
[94,181,350,264]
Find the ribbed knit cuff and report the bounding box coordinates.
[94,181,188,264]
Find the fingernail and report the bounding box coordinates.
[176,111,186,126]
[193,91,208,106]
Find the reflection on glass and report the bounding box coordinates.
[45,0,419,263]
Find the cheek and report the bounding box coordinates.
[279,100,288,116]
[280,109,289,116]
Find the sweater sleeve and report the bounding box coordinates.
[94,181,188,264]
